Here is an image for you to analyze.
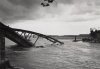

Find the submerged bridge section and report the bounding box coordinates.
[0,22,64,47]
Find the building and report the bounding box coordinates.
[90,28,100,42]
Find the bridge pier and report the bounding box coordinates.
[73,36,77,42]
[0,30,13,69]
[0,30,22,69]
[0,30,5,67]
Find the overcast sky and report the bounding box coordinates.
[0,0,100,35]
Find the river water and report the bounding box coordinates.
[6,39,100,69]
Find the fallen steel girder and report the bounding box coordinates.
[13,28,64,45]
[0,22,64,47]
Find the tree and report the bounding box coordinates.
[41,0,55,7]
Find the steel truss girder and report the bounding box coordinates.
[13,28,64,45]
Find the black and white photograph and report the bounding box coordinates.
[0,0,100,69]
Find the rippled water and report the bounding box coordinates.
[6,40,100,69]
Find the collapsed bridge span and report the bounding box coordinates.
[0,22,64,47]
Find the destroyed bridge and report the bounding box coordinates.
[0,22,64,47]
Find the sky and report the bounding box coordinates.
[0,0,100,35]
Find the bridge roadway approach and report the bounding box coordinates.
[0,22,64,47]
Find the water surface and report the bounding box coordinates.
[6,40,100,69]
